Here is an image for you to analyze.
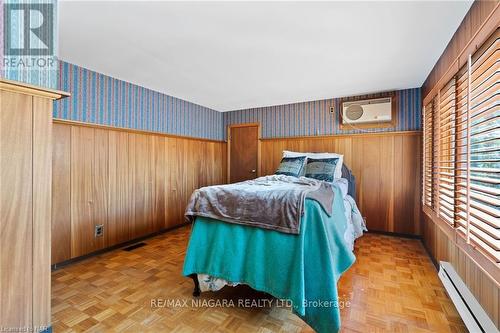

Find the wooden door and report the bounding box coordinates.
[228,124,260,183]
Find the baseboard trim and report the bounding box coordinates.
[51,222,190,270]
[366,229,422,240]
[421,239,439,270]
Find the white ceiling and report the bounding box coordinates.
[59,1,472,111]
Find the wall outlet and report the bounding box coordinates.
[330,106,335,114]
[95,224,104,237]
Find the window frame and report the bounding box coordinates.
[422,28,499,266]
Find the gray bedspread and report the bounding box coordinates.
[185,175,334,234]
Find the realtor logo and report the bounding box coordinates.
[4,3,54,56]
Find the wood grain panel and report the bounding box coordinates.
[186,140,199,199]
[422,1,499,101]
[360,136,382,230]
[208,142,218,186]
[261,141,274,179]
[404,134,422,235]
[153,136,167,231]
[350,137,362,201]
[176,138,189,227]
[0,90,33,328]
[52,121,226,264]
[71,126,101,257]
[130,133,154,238]
[92,129,108,249]
[221,142,228,185]
[165,137,179,229]
[32,97,52,329]
[52,124,71,263]
[392,135,405,233]
[379,135,394,232]
[108,130,130,246]
[127,132,138,239]
[260,131,422,235]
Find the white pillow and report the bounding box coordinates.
[283,150,344,179]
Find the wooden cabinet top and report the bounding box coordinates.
[0,78,70,100]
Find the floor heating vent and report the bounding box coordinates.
[123,242,147,251]
[438,261,498,333]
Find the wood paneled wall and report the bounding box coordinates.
[422,209,499,329]
[422,1,499,101]
[260,131,422,235]
[51,120,226,264]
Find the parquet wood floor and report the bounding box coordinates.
[52,227,466,332]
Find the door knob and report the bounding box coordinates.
[251,169,256,173]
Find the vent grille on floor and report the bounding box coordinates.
[123,242,147,251]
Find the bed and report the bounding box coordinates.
[182,162,366,333]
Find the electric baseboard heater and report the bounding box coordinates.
[438,261,498,333]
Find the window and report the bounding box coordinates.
[467,31,499,261]
[423,28,499,263]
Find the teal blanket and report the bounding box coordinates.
[182,186,355,332]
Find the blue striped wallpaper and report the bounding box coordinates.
[53,61,224,140]
[223,88,421,139]
[4,53,420,142]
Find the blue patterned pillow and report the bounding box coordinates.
[304,157,339,182]
[275,156,307,177]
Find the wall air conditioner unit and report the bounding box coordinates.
[342,97,392,124]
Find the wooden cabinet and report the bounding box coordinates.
[0,79,68,333]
